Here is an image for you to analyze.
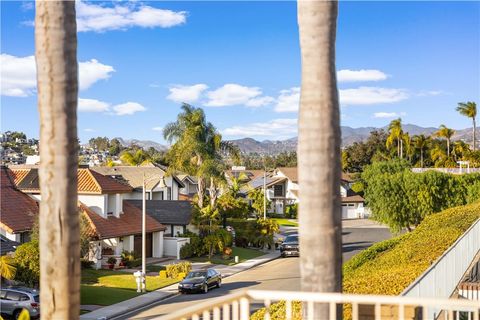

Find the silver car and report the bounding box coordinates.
[0,287,40,319]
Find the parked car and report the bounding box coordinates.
[0,287,40,319]
[279,234,299,257]
[178,269,222,294]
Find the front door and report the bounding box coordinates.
[134,233,153,258]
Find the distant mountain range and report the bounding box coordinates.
[229,124,474,154]
[113,137,168,152]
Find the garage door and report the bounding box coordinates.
[342,204,357,219]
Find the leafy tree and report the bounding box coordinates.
[14,240,40,287]
[10,131,27,140]
[21,144,36,156]
[0,255,16,280]
[248,188,271,217]
[108,138,123,156]
[456,102,477,151]
[89,136,110,151]
[342,130,389,172]
[254,219,279,249]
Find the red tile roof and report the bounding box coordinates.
[0,167,39,233]
[342,195,364,203]
[79,201,166,239]
[8,167,132,194]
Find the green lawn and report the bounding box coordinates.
[271,218,298,227]
[190,247,264,265]
[81,269,178,306]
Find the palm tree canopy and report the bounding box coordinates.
[0,255,17,280]
[413,134,430,149]
[456,102,477,118]
[436,124,455,140]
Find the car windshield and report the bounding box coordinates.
[185,271,207,279]
[284,235,298,243]
[33,295,40,303]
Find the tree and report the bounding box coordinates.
[248,188,271,218]
[413,134,430,168]
[297,0,342,317]
[0,256,16,281]
[108,138,123,156]
[14,241,40,287]
[164,104,237,209]
[436,124,455,157]
[456,102,477,151]
[386,118,404,158]
[342,130,390,172]
[35,1,80,317]
[89,137,110,151]
[120,149,151,166]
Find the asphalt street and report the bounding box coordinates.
[115,226,394,320]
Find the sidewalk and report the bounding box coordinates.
[80,251,280,320]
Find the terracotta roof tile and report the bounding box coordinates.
[79,201,166,239]
[0,167,39,233]
[342,195,364,203]
[8,169,30,186]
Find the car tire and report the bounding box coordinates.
[203,284,208,294]
[217,280,221,288]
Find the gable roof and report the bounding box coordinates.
[79,201,166,239]
[92,165,185,190]
[8,167,132,194]
[126,200,192,225]
[277,167,355,184]
[0,167,39,233]
[0,235,19,255]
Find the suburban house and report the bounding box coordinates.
[126,200,193,236]
[247,167,366,219]
[92,164,185,201]
[176,174,198,201]
[0,235,19,256]
[1,165,191,267]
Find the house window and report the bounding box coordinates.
[273,185,284,197]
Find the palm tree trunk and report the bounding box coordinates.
[420,149,424,168]
[297,1,342,318]
[35,1,80,318]
[473,118,476,152]
[447,139,450,157]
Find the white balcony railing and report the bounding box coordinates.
[155,290,480,320]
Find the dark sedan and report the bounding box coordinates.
[279,234,299,257]
[178,269,222,294]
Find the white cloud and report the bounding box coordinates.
[78,59,115,90]
[222,118,298,138]
[340,87,408,105]
[204,84,264,107]
[167,84,208,103]
[245,96,275,108]
[152,126,164,131]
[274,87,300,113]
[373,112,406,119]
[112,102,146,115]
[78,98,110,112]
[84,128,96,132]
[417,90,443,97]
[75,1,187,32]
[337,69,388,82]
[78,98,146,116]
[1,54,115,97]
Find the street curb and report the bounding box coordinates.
[80,252,280,320]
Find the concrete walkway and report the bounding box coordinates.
[80,251,279,320]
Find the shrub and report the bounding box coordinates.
[14,240,40,287]
[121,250,137,264]
[165,262,192,279]
[177,272,186,279]
[81,258,94,269]
[178,231,206,257]
[285,204,298,219]
[180,243,194,259]
[159,270,167,278]
[107,257,117,265]
[250,300,302,320]
[126,258,142,268]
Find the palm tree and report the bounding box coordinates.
[386,118,404,158]
[35,1,80,318]
[120,149,151,166]
[413,134,430,167]
[456,102,477,151]
[0,256,16,280]
[297,0,341,317]
[403,132,414,162]
[436,124,455,157]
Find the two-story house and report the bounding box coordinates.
[248,167,366,219]
[2,166,171,268]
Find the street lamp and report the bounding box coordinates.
[140,173,167,292]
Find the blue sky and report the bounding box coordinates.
[1,1,479,144]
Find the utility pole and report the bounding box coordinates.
[141,173,146,292]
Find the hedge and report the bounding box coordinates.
[250,201,480,319]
